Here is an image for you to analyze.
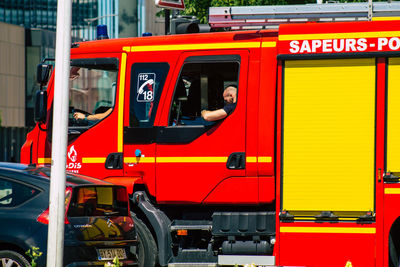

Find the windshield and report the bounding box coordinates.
[68,58,118,127]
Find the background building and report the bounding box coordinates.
[0,22,25,127]
[0,0,165,127]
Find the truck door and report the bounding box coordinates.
[155,51,249,204]
[123,54,171,197]
[64,55,123,177]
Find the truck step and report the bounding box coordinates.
[212,212,275,236]
[168,256,281,267]
[218,255,276,266]
[170,220,213,231]
[172,249,217,263]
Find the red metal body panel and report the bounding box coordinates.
[375,57,387,267]
[203,177,258,204]
[258,176,275,204]
[384,184,400,267]
[36,73,55,164]
[279,222,377,267]
[258,32,278,177]
[279,20,400,35]
[278,21,400,56]
[20,128,36,164]
[275,60,284,266]
[20,138,32,164]
[245,43,260,179]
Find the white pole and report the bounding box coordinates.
[46,0,72,266]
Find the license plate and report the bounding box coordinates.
[97,248,127,260]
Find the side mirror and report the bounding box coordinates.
[34,90,47,123]
[36,64,52,86]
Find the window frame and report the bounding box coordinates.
[128,62,170,128]
[67,57,119,134]
[167,54,241,127]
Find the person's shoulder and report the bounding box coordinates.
[223,103,236,115]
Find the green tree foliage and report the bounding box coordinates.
[182,0,211,23]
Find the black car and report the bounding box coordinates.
[0,163,137,266]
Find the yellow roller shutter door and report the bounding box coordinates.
[387,58,400,173]
[282,58,375,217]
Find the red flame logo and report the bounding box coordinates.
[68,145,77,162]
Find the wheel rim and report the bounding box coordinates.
[1,258,22,267]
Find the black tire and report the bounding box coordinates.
[0,250,31,267]
[131,212,158,267]
[389,233,398,267]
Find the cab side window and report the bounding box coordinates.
[169,56,240,126]
[130,63,169,127]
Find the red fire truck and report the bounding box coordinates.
[21,2,400,266]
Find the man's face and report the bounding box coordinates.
[223,88,235,104]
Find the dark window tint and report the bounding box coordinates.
[68,186,128,217]
[130,63,169,127]
[0,178,40,207]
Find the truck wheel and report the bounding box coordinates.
[0,250,31,267]
[389,220,400,267]
[132,213,158,267]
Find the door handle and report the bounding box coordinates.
[105,153,123,169]
[226,152,245,169]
